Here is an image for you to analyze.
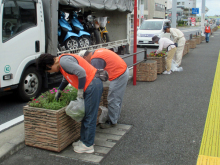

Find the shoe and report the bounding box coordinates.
[100,120,117,129]
[162,70,171,75]
[73,142,94,153]
[72,140,81,147]
[72,140,95,147]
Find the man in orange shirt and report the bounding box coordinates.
[79,48,129,129]
[205,23,211,43]
[36,53,103,154]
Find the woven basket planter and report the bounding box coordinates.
[183,43,189,57]
[193,37,201,45]
[199,36,202,43]
[137,60,157,82]
[189,39,197,49]
[102,87,109,108]
[186,43,190,53]
[201,36,205,41]
[147,56,166,74]
[23,105,102,152]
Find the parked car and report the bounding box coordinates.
[137,19,171,47]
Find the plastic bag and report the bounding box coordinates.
[170,60,183,72]
[65,98,85,122]
[99,106,109,123]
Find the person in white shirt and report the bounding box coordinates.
[152,36,177,74]
[164,26,186,67]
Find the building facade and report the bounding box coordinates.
[177,0,197,18]
[177,0,196,8]
[131,0,167,21]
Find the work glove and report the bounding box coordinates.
[95,69,109,82]
[77,89,84,99]
[55,90,61,101]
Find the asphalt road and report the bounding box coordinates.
[0,26,208,125]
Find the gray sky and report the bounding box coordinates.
[196,0,220,16]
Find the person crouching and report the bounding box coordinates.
[152,36,177,75]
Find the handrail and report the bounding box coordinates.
[122,48,147,61]
[122,48,148,82]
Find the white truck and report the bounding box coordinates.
[0,0,133,101]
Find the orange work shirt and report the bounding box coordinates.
[91,48,127,81]
[59,54,97,91]
[205,26,211,33]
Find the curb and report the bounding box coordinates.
[0,123,25,162]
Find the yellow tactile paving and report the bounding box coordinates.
[197,155,220,165]
[197,51,220,164]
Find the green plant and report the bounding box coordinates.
[28,86,77,110]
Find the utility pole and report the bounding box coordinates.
[133,0,137,85]
[171,0,177,28]
[201,0,206,36]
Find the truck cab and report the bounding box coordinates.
[0,0,45,101]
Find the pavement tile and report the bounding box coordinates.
[50,124,132,164]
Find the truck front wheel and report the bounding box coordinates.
[17,67,42,101]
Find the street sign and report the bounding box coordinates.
[192,8,199,14]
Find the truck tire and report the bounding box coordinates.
[79,35,91,48]
[91,29,101,45]
[17,67,42,101]
[102,33,110,43]
[65,37,79,50]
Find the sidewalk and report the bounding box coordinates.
[1,30,220,165]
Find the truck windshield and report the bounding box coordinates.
[2,0,37,42]
[140,21,163,30]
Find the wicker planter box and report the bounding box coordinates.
[183,43,189,56]
[193,37,201,45]
[190,39,197,49]
[201,36,205,41]
[24,105,101,152]
[137,60,157,82]
[186,43,190,54]
[199,36,202,43]
[102,87,109,108]
[147,56,166,74]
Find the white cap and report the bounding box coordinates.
[78,50,87,57]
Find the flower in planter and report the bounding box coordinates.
[28,86,77,110]
[149,51,166,57]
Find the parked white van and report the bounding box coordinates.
[137,19,171,46]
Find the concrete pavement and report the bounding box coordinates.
[1,29,220,165]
